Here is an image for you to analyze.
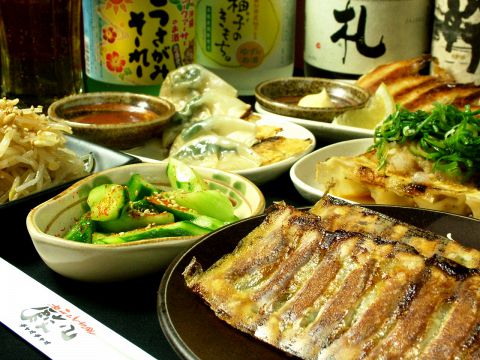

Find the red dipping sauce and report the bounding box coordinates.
[71,104,159,125]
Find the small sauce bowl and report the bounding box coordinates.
[255,77,370,122]
[48,92,176,149]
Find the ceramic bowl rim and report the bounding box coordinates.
[26,162,266,250]
[47,91,176,130]
[255,77,370,117]
[289,138,372,202]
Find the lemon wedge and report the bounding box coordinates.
[332,83,396,129]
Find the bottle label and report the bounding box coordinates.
[194,0,294,70]
[83,0,195,85]
[304,0,431,76]
[431,0,480,84]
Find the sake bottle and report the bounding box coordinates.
[304,0,433,79]
[82,0,195,95]
[431,0,480,84]
[194,0,296,95]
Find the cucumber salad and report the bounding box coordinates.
[65,159,238,244]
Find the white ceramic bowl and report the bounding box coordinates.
[26,163,265,282]
[290,138,372,203]
[255,102,374,142]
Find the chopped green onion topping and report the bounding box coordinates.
[369,103,480,182]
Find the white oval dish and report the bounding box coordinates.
[129,113,316,185]
[235,115,316,184]
[255,102,373,142]
[289,138,372,203]
[26,163,265,282]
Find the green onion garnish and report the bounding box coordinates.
[369,103,480,182]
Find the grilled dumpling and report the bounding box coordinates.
[356,54,480,112]
[315,143,480,218]
[184,202,480,360]
[310,195,480,270]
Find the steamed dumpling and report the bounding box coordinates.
[170,135,262,171]
[169,116,258,155]
[160,64,251,147]
[169,116,262,171]
[160,64,239,110]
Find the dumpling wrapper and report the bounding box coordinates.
[160,64,239,111]
[169,116,258,155]
[170,134,262,171]
[160,64,251,148]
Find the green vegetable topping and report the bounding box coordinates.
[370,103,480,182]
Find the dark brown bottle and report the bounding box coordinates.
[431,0,480,84]
[303,0,432,79]
[304,62,360,80]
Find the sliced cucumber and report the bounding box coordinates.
[87,184,127,222]
[127,173,160,201]
[92,221,210,244]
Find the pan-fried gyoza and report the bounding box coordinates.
[316,103,480,218]
[356,54,480,112]
[315,143,480,218]
[310,196,480,269]
[184,201,480,359]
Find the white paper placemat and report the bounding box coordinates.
[0,258,156,360]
